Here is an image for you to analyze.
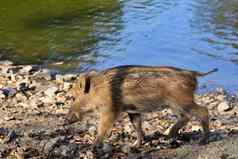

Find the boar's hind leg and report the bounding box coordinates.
[186,103,209,145]
[193,104,209,145]
[128,113,144,148]
[95,108,118,145]
[168,114,189,140]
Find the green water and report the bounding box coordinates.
[0,0,122,69]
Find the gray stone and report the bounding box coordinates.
[88,126,97,136]
[218,101,232,112]
[56,74,77,83]
[41,97,55,105]
[0,60,13,66]
[4,116,16,121]
[55,74,64,83]
[0,144,9,158]
[62,74,77,82]
[216,95,225,101]
[55,144,78,158]
[45,87,58,98]
[63,82,72,91]
[43,137,61,154]
[102,143,113,153]
[2,130,17,144]
[191,125,202,132]
[1,87,17,97]
[19,65,33,74]
[0,90,6,99]
[17,81,30,92]
[121,145,131,154]
[15,93,27,102]
[33,69,52,80]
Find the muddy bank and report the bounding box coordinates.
[0,61,237,159]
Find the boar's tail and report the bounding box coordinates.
[193,68,218,77]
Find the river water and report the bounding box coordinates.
[0,0,238,92]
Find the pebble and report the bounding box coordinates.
[0,60,13,66]
[63,82,72,91]
[45,87,58,98]
[15,93,27,102]
[0,144,9,158]
[19,65,33,74]
[62,74,77,82]
[17,81,30,92]
[1,87,17,97]
[121,145,130,154]
[0,90,5,99]
[55,74,64,83]
[88,126,97,136]
[218,101,232,112]
[43,137,61,154]
[4,116,16,121]
[33,69,52,81]
[102,143,113,153]
[191,125,202,132]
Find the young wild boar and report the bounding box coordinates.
[65,65,218,147]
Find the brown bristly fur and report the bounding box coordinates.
[66,65,218,147]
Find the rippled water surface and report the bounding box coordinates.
[0,0,238,91]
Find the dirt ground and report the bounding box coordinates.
[0,62,238,159]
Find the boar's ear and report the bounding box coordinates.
[84,70,97,94]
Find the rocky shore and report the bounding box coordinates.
[0,61,238,159]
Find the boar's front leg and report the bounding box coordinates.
[95,107,118,145]
[128,113,144,148]
[168,114,189,140]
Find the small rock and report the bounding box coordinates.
[208,101,219,109]
[56,74,77,83]
[191,125,202,132]
[4,116,16,121]
[19,65,32,74]
[216,95,225,101]
[0,90,5,99]
[17,81,30,92]
[62,74,77,82]
[19,65,38,75]
[217,101,232,112]
[0,60,13,66]
[15,93,27,102]
[121,145,130,154]
[45,87,59,98]
[55,74,64,83]
[56,144,78,158]
[0,144,9,158]
[88,127,97,136]
[102,143,113,153]
[41,97,55,105]
[1,130,17,144]
[43,137,61,154]
[7,66,23,74]
[1,87,17,97]
[63,82,72,91]
[33,69,52,80]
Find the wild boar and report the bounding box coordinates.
[65,65,218,147]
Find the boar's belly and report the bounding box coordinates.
[122,93,166,113]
